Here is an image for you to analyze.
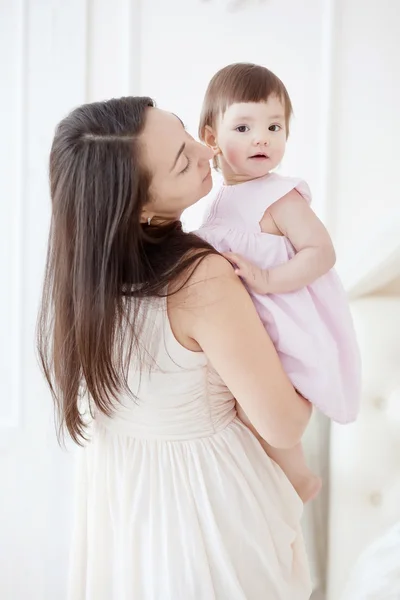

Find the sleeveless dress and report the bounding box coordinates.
[68,296,311,600]
[197,173,361,424]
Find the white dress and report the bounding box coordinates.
[68,297,312,600]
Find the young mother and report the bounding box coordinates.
[38,96,312,599]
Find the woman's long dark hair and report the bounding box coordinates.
[37,96,216,444]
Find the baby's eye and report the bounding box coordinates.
[269,124,282,132]
[236,125,249,133]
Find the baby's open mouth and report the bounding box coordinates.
[249,153,269,160]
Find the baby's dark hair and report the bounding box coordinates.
[199,63,293,166]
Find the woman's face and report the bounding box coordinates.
[140,108,213,223]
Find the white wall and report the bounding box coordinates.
[328,0,400,264]
[0,0,88,596]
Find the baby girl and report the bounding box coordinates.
[197,63,361,502]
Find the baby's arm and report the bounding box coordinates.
[236,402,321,503]
[260,189,336,293]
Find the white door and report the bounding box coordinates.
[0,1,138,598]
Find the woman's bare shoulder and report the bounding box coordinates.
[170,251,236,299]
[167,251,238,352]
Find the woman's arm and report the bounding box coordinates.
[174,254,312,448]
[225,189,336,295]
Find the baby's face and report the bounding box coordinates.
[216,97,287,184]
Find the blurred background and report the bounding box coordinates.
[1,1,400,599]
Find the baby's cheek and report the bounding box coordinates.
[224,142,243,168]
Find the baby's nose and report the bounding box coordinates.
[254,136,270,146]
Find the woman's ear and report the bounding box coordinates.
[140,208,153,225]
[204,125,221,156]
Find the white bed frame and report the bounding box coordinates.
[326,216,400,599]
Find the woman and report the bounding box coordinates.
[38,96,312,599]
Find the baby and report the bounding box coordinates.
[197,63,361,502]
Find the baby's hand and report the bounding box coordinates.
[223,252,270,295]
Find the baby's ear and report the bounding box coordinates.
[203,125,221,155]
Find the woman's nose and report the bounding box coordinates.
[199,142,214,161]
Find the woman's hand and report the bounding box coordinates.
[223,252,270,295]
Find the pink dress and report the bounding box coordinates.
[197,173,361,424]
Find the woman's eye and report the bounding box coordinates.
[269,124,282,132]
[236,125,249,133]
[180,158,191,174]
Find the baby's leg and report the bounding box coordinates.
[261,440,322,503]
[236,403,321,503]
